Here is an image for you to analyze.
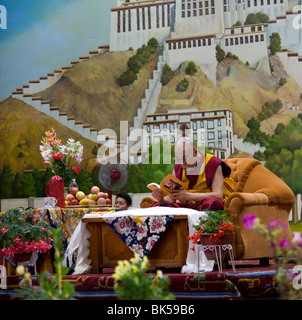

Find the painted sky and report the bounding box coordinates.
[0,0,117,100]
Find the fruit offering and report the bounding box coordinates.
[65,185,112,206]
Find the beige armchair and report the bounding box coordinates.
[224,158,295,260]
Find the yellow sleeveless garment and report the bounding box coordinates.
[180,153,234,202]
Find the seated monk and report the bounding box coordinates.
[150,137,233,211]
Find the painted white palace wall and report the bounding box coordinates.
[110,2,174,51]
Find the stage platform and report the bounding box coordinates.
[0,261,280,300]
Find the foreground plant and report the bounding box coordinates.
[113,253,174,300]
[15,229,75,300]
[242,214,302,299]
[0,208,53,259]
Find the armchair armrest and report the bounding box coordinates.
[225,192,270,212]
[225,191,294,259]
[225,187,295,212]
[256,187,295,205]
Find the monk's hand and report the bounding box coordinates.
[170,189,189,202]
[152,189,163,201]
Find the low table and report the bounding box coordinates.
[82,215,188,273]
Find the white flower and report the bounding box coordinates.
[59,145,67,155]
[41,149,52,162]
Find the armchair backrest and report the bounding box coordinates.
[223,158,261,193]
[224,158,295,205]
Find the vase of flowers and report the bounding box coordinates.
[0,208,53,267]
[40,128,83,187]
[188,210,236,259]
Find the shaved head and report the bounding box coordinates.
[174,137,198,166]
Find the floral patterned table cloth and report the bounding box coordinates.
[103,215,174,258]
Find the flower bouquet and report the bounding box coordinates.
[0,208,53,261]
[40,128,83,186]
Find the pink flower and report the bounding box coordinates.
[14,238,22,248]
[242,214,256,230]
[267,219,288,230]
[76,155,83,164]
[279,238,294,249]
[267,219,277,230]
[293,232,302,246]
[1,227,9,234]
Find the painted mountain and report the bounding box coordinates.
[0,47,301,174]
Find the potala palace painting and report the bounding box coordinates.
[1,0,302,201]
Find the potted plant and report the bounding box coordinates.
[0,208,53,266]
[188,210,236,259]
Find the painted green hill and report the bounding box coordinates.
[33,49,160,134]
[0,49,160,173]
[0,97,98,173]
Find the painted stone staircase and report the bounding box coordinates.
[11,45,110,143]
[11,44,165,149]
[130,54,165,132]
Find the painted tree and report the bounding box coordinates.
[215,45,225,62]
[0,165,14,198]
[269,32,282,55]
[257,117,302,222]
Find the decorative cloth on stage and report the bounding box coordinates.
[103,215,174,259]
[39,207,97,242]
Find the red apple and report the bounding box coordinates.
[91,186,100,194]
[97,192,107,199]
[105,198,112,205]
[65,194,74,202]
[97,197,106,205]
[71,199,79,206]
[70,187,79,196]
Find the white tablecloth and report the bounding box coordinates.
[62,206,214,274]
